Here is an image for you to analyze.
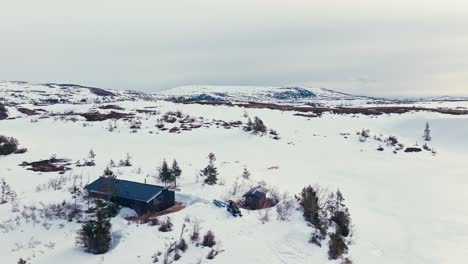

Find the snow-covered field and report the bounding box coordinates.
[1,84,468,264]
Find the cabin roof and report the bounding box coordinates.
[243,185,269,199]
[85,178,166,203]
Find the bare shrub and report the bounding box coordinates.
[158,217,173,232]
[276,194,295,221]
[258,208,271,224]
[202,230,216,247]
[191,218,201,242]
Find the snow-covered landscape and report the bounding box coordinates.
[1,81,468,264]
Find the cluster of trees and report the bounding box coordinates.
[244,116,267,134]
[77,149,96,167]
[0,135,27,156]
[157,159,182,187]
[298,186,352,260]
[200,153,218,185]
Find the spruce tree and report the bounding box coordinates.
[100,167,117,201]
[299,185,323,233]
[171,159,182,188]
[0,178,16,204]
[423,122,432,141]
[76,210,112,254]
[200,153,218,185]
[159,160,172,187]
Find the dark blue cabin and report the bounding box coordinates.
[85,178,175,215]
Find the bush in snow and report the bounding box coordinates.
[206,248,219,260]
[190,218,201,242]
[276,194,295,221]
[357,129,370,142]
[0,135,26,156]
[328,232,348,260]
[202,230,216,247]
[158,217,173,232]
[200,153,218,185]
[258,208,271,224]
[241,167,251,180]
[17,258,27,264]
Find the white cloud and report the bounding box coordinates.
[1,0,467,96]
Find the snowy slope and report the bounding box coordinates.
[0,81,151,105]
[1,82,468,264]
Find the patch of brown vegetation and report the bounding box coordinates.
[171,100,468,116]
[80,111,134,121]
[20,157,72,173]
[16,107,46,116]
[98,104,125,110]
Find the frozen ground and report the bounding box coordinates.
[1,86,468,264]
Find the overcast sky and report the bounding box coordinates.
[1,0,468,97]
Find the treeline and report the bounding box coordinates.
[298,186,352,261]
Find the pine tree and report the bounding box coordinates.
[423,122,432,141]
[0,178,16,204]
[241,168,251,180]
[200,153,218,185]
[76,210,112,254]
[159,160,172,187]
[100,167,117,201]
[171,159,182,188]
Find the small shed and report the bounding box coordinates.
[85,178,175,215]
[243,185,269,209]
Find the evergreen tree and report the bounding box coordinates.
[200,153,218,185]
[88,149,96,161]
[329,189,351,237]
[100,167,117,201]
[244,118,253,131]
[252,116,267,134]
[300,185,321,228]
[171,159,182,188]
[158,160,172,187]
[423,122,432,141]
[0,178,16,204]
[241,168,251,180]
[76,210,112,254]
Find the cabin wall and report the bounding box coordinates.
[87,189,175,215]
[150,189,175,211]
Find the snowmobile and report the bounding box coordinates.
[213,199,226,208]
[226,200,243,217]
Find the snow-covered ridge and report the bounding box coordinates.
[155,85,385,106]
[0,81,150,105]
